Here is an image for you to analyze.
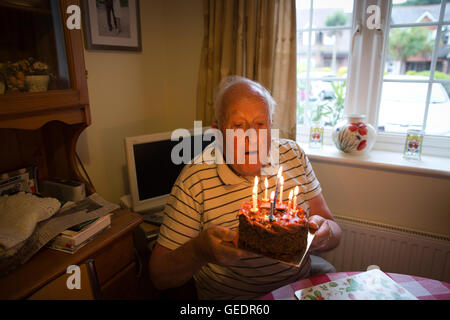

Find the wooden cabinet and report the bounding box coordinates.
[0,1,144,299]
[0,0,93,193]
[0,209,144,300]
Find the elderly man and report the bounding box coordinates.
[149,76,341,300]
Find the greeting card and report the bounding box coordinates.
[295,269,417,300]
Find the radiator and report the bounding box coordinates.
[318,215,450,283]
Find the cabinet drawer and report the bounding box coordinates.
[28,263,95,300]
[101,262,139,300]
[92,233,135,285]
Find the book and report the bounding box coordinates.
[53,214,112,247]
[47,226,110,254]
[294,269,417,300]
[67,218,99,232]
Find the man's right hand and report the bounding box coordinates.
[193,226,257,266]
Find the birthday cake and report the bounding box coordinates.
[237,200,309,265]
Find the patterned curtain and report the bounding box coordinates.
[196,0,297,139]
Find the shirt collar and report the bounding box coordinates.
[208,140,281,185]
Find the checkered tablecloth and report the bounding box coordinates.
[260,272,450,300]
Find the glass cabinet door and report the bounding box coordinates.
[0,0,70,95]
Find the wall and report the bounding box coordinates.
[75,0,450,239]
[76,0,204,203]
[310,160,450,237]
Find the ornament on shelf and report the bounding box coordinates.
[332,114,377,154]
[403,129,424,161]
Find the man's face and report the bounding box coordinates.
[219,94,272,177]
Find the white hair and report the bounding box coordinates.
[213,75,276,128]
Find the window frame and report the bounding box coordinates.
[297,0,450,157]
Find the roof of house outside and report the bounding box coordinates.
[390,4,450,24]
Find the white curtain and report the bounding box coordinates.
[196,0,297,139]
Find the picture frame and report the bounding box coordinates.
[81,0,142,52]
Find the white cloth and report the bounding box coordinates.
[0,192,60,252]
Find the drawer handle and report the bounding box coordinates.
[134,248,142,279]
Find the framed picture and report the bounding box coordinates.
[82,0,142,51]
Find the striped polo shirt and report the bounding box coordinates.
[156,138,322,300]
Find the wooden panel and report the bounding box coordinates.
[0,128,48,179]
[42,121,71,180]
[0,106,88,130]
[62,0,89,105]
[92,233,135,285]
[101,262,139,300]
[28,263,95,300]
[0,130,22,172]
[0,91,82,117]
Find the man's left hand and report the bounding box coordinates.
[308,215,333,252]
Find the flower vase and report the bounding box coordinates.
[332,114,377,154]
[25,75,50,92]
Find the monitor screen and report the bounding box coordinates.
[133,134,215,201]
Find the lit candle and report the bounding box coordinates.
[288,189,294,212]
[264,178,269,202]
[269,167,283,221]
[277,166,283,180]
[269,191,275,220]
[278,176,284,204]
[293,186,299,212]
[251,176,259,212]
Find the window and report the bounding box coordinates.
[296,0,354,127]
[297,0,450,153]
[380,0,450,137]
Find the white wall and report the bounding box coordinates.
[310,159,450,237]
[76,0,204,203]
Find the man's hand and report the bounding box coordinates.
[308,215,333,252]
[193,226,257,266]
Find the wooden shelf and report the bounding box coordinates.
[0,0,94,193]
[0,1,52,15]
[0,105,90,130]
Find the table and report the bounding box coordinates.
[0,209,143,300]
[261,272,450,300]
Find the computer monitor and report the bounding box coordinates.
[124,127,215,213]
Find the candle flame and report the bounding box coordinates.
[270,191,275,201]
[277,166,283,179]
[254,176,259,187]
[288,189,294,200]
[264,177,268,188]
[294,186,299,196]
[280,176,284,185]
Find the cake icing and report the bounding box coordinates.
[237,200,309,265]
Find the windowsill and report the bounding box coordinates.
[301,144,450,178]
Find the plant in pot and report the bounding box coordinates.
[3,60,27,93]
[22,58,53,93]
